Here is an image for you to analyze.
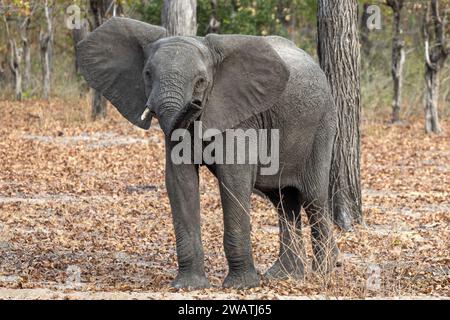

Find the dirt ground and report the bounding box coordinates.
[0,99,448,300]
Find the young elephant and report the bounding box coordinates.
[77,17,339,289]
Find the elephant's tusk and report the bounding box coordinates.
[141,107,151,121]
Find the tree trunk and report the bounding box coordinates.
[10,40,23,101]
[71,26,88,75]
[317,0,362,230]
[387,0,405,123]
[162,0,197,36]
[207,0,220,34]
[21,18,32,92]
[0,60,6,84]
[20,4,35,92]
[424,67,440,133]
[2,15,22,101]
[71,23,90,97]
[91,88,107,120]
[22,37,30,92]
[40,0,53,100]
[423,0,448,134]
[89,0,113,120]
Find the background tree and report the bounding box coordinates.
[423,0,448,134]
[39,0,54,100]
[71,24,88,76]
[1,0,33,100]
[2,13,22,101]
[20,2,35,92]
[0,0,448,125]
[360,2,372,56]
[206,0,219,34]
[89,0,108,120]
[87,0,123,120]
[317,0,362,230]
[161,0,197,36]
[386,0,405,123]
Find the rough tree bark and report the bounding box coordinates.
[386,0,405,123]
[39,0,54,100]
[317,0,362,230]
[423,0,448,134]
[162,0,197,36]
[2,14,22,101]
[9,40,22,101]
[20,5,35,92]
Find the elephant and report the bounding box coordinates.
[77,17,339,289]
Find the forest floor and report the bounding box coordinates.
[0,99,448,300]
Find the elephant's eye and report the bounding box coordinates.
[145,70,152,80]
[195,77,207,91]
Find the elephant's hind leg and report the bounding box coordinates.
[301,158,339,274]
[301,114,339,274]
[264,187,305,280]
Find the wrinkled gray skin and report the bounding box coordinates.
[77,18,339,289]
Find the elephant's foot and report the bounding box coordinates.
[171,272,210,290]
[223,269,260,289]
[264,258,304,280]
[312,245,340,274]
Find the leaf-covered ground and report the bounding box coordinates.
[0,99,448,299]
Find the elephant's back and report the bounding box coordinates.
[264,36,321,75]
[264,36,333,122]
[253,36,335,188]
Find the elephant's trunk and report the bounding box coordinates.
[156,91,185,135]
[153,82,202,136]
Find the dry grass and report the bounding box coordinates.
[0,99,449,299]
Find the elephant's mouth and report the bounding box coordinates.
[168,100,203,135]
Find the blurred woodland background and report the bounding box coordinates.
[0,0,449,126]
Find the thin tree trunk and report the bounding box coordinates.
[71,26,88,75]
[21,21,31,92]
[89,0,112,120]
[2,14,22,101]
[20,5,35,92]
[387,0,405,123]
[40,0,53,100]
[317,0,362,230]
[423,0,448,134]
[424,67,440,133]
[0,60,5,84]
[91,88,107,120]
[71,23,90,97]
[10,40,23,101]
[207,0,220,34]
[22,38,30,92]
[162,0,197,36]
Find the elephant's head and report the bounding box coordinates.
[77,17,289,136]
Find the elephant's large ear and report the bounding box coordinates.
[201,34,289,134]
[77,17,166,129]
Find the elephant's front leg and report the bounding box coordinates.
[165,143,209,289]
[217,164,260,288]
